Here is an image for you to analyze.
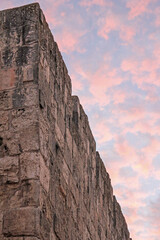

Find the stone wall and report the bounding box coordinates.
[0,3,132,240]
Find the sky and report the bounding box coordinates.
[1,0,160,239]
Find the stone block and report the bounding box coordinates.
[0,212,3,235]
[22,23,38,45]
[50,230,57,240]
[39,119,50,161]
[60,159,70,187]
[23,65,34,82]
[15,44,38,67]
[3,207,40,236]
[20,152,40,180]
[0,90,13,110]
[0,111,9,132]
[11,107,38,131]
[40,155,50,192]
[0,68,16,91]
[0,27,22,48]
[0,156,19,184]
[24,84,39,107]
[8,180,40,208]
[55,122,64,154]
[0,131,21,157]
[65,128,72,153]
[19,124,39,152]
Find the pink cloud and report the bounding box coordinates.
[153,43,160,61]
[111,89,126,104]
[79,0,112,7]
[93,119,114,143]
[98,13,136,42]
[121,59,138,74]
[119,25,136,42]
[140,58,159,72]
[88,66,125,106]
[126,0,156,19]
[121,50,160,88]
[115,138,138,162]
[70,73,83,92]
[71,60,125,107]
[44,0,72,26]
[132,122,157,136]
[98,14,118,40]
[142,138,160,159]
[123,112,160,136]
[155,7,160,26]
[42,0,87,53]
[113,106,146,125]
[55,29,86,53]
[110,134,160,178]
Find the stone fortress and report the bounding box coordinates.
[0,3,132,240]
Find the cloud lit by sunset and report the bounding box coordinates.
[1,0,159,239]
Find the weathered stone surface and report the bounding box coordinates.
[0,111,9,132]
[0,3,132,240]
[0,68,16,91]
[20,152,40,180]
[40,154,50,192]
[3,207,40,236]
[0,156,19,184]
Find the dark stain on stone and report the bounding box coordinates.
[0,137,3,146]
[12,89,25,109]
[16,46,29,66]
[2,48,13,66]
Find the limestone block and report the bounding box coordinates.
[20,152,40,180]
[19,124,39,152]
[65,128,72,154]
[23,84,39,107]
[83,224,92,239]
[12,84,38,109]
[3,207,40,236]
[0,27,22,48]
[40,154,50,192]
[55,122,64,153]
[39,120,49,161]
[11,107,38,131]
[22,23,38,45]
[69,175,79,205]
[57,109,65,136]
[23,65,34,82]
[15,44,38,67]
[9,180,40,208]
[0,156,19,184]
[40,211,51,240]
[0,111,8,132]
[0,131,21,157]
[0,68,16,91]
[50,230,57,240]
[62,159,70,185]
[0,212,3,235]
[0,90,13,110]
[64,144,73,172]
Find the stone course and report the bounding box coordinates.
[0,3,132,240]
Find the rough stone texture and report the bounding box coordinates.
[0,3,132,240]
